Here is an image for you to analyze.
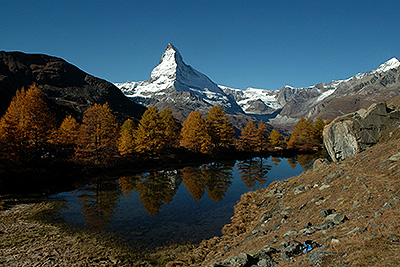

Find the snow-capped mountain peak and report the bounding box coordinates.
[150,43,182,80]
[115,46,400,128]
[373,57,400,74]
[114,43,244,118]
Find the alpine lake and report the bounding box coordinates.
[49,155,317,250]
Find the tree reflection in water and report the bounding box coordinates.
[181,162,234,202]
[296,154,315,170]
[180,166,205,201]
[66,156,319,245]
[287,157,297,170]
[201,162,234,202]
[236,158,271,189]
[128,170,181,216]
[77,179,121,232]
[78,156,316,221]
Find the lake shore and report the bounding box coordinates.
[0,147,322,196]
[0,200,132,266]
[0,199,196,266]
[0,151,322,266]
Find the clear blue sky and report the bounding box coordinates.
[1,0,399,90]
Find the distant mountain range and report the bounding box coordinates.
[0,51,145,121]
[115,44,400,128]
[1,46,398,131]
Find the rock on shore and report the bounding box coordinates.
[323,102,400,162]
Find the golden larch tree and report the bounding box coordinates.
[256,121,270,152]
[76,103,119,164]
[205,105,235,149]
[135,106,165,155]
[55,115,80,145]
[159,107,180,149]
[180,110,212,153]
[0,84,55,161]
[237,121,259,152]
[269,129,283,147]
[313,116,325,145]
[117,119,136,156]
[286,118,315,150]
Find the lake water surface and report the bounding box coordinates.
[51,155,314,249]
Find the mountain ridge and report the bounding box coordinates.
[116,44,258,131]
[0,51,146,121]
[115,44,399,128]
[116,43,244,117]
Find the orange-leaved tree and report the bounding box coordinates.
[55,115,80,145]
[76,103,119,164]
[134,106,180,155]
[286,118,315,150]
[287,117,328,150]
[0,84,55,162]
[159,107,180,149]
[256,121,270,152]
[117,119,136,156]
[269,129,283,147]
[205,105,235,149]
[313,116,325,146]
[237,121,259,152]
[180,110,212,153]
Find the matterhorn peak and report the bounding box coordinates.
[166,42,178,52]
[163,43,183,62]
[151,43,185,80]
[115,43,243,116]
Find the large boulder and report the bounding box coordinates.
[323,102,400,162]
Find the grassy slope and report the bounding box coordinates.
[173,137,400,266]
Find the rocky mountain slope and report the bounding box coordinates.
[166,111,400,266]
[222,58,400,128]
[0,51,146,121]
[281,57,400,124]
[115,44,245,123]
[218,86,282,121]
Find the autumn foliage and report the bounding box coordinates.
[286,117,328,151]
[0,84,55,162]
[75,103,119,164]
[55,115,80,145]
[0,85,329,169]
[117,119,136,156]
[180,110,212,153]
[237,121,259,152]
[205,106,235,149]
[134,106,179,155]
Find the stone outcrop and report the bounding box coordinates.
[323,102,400,161]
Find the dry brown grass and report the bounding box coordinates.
[170,137,400,266]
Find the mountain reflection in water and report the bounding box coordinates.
[54,155,316,248]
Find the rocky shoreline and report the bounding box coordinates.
[0,199,197,266]
[0,201,132,266]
